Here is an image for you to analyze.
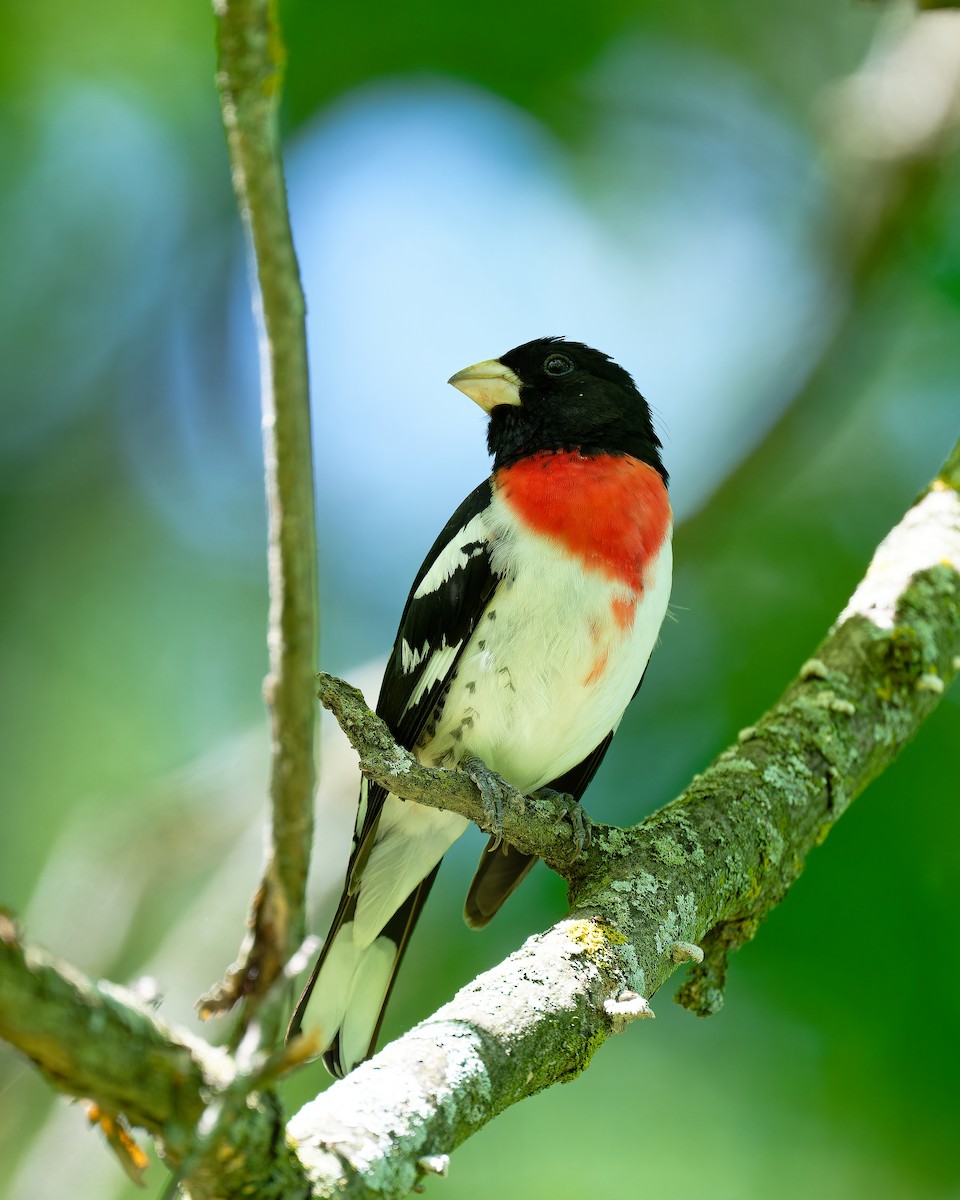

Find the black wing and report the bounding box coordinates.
[351,477,502,864]
[288,479,503,1069]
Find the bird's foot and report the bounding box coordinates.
[533,787,593,860]
[461,755,526,852]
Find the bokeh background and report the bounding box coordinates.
[1,1,959,1197]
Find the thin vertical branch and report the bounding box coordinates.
[201,0,318,1034]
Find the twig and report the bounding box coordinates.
[0,914,230,1166]
[201,0,319,1030]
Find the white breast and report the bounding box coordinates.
[420,489,673,792]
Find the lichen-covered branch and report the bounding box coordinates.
[0,914,230,1166]
[286,439,960,1196]
[288,919,640,1198]
[0,913,313,1198]
[574,454,960,1014]
[202,0,319,1026]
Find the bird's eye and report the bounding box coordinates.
[543,353,574,377]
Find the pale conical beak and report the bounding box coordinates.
[447,359,522,413]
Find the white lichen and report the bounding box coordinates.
[814,691,856,715]
[603,990,654,1031]
[800,658,829,681]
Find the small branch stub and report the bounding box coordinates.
[671,941,705,965]
[799,658,830,681]
[417,1155,450,1177]
[603,989,655,1033]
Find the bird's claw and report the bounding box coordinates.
[461,760,592,860]
[462,755,525,852]
[536,787,593,859]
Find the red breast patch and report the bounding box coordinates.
[495,451,671,593]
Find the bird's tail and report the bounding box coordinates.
[287,863,441,1078]
[464,842,536,929]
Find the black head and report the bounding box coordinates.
[448,336,667,482]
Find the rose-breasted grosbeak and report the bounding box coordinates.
[288,336,672,1077]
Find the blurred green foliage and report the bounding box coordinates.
[1,1,959,1198]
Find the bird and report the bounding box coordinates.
[288,336,673,1077]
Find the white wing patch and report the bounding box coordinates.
[412,513,488,599]
[404,638,462,713]
[400,638,428,674]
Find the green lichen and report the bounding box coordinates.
[563,919,605,957]
[651,835,689,866]
[676,892,697,927]
[595,826,632,858]
[657,812,706,866]
[624,872,659,897]
[619,944,645,997]
[761,760,808,807]
[654,892,699,954]
[569,1023,609,1080]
